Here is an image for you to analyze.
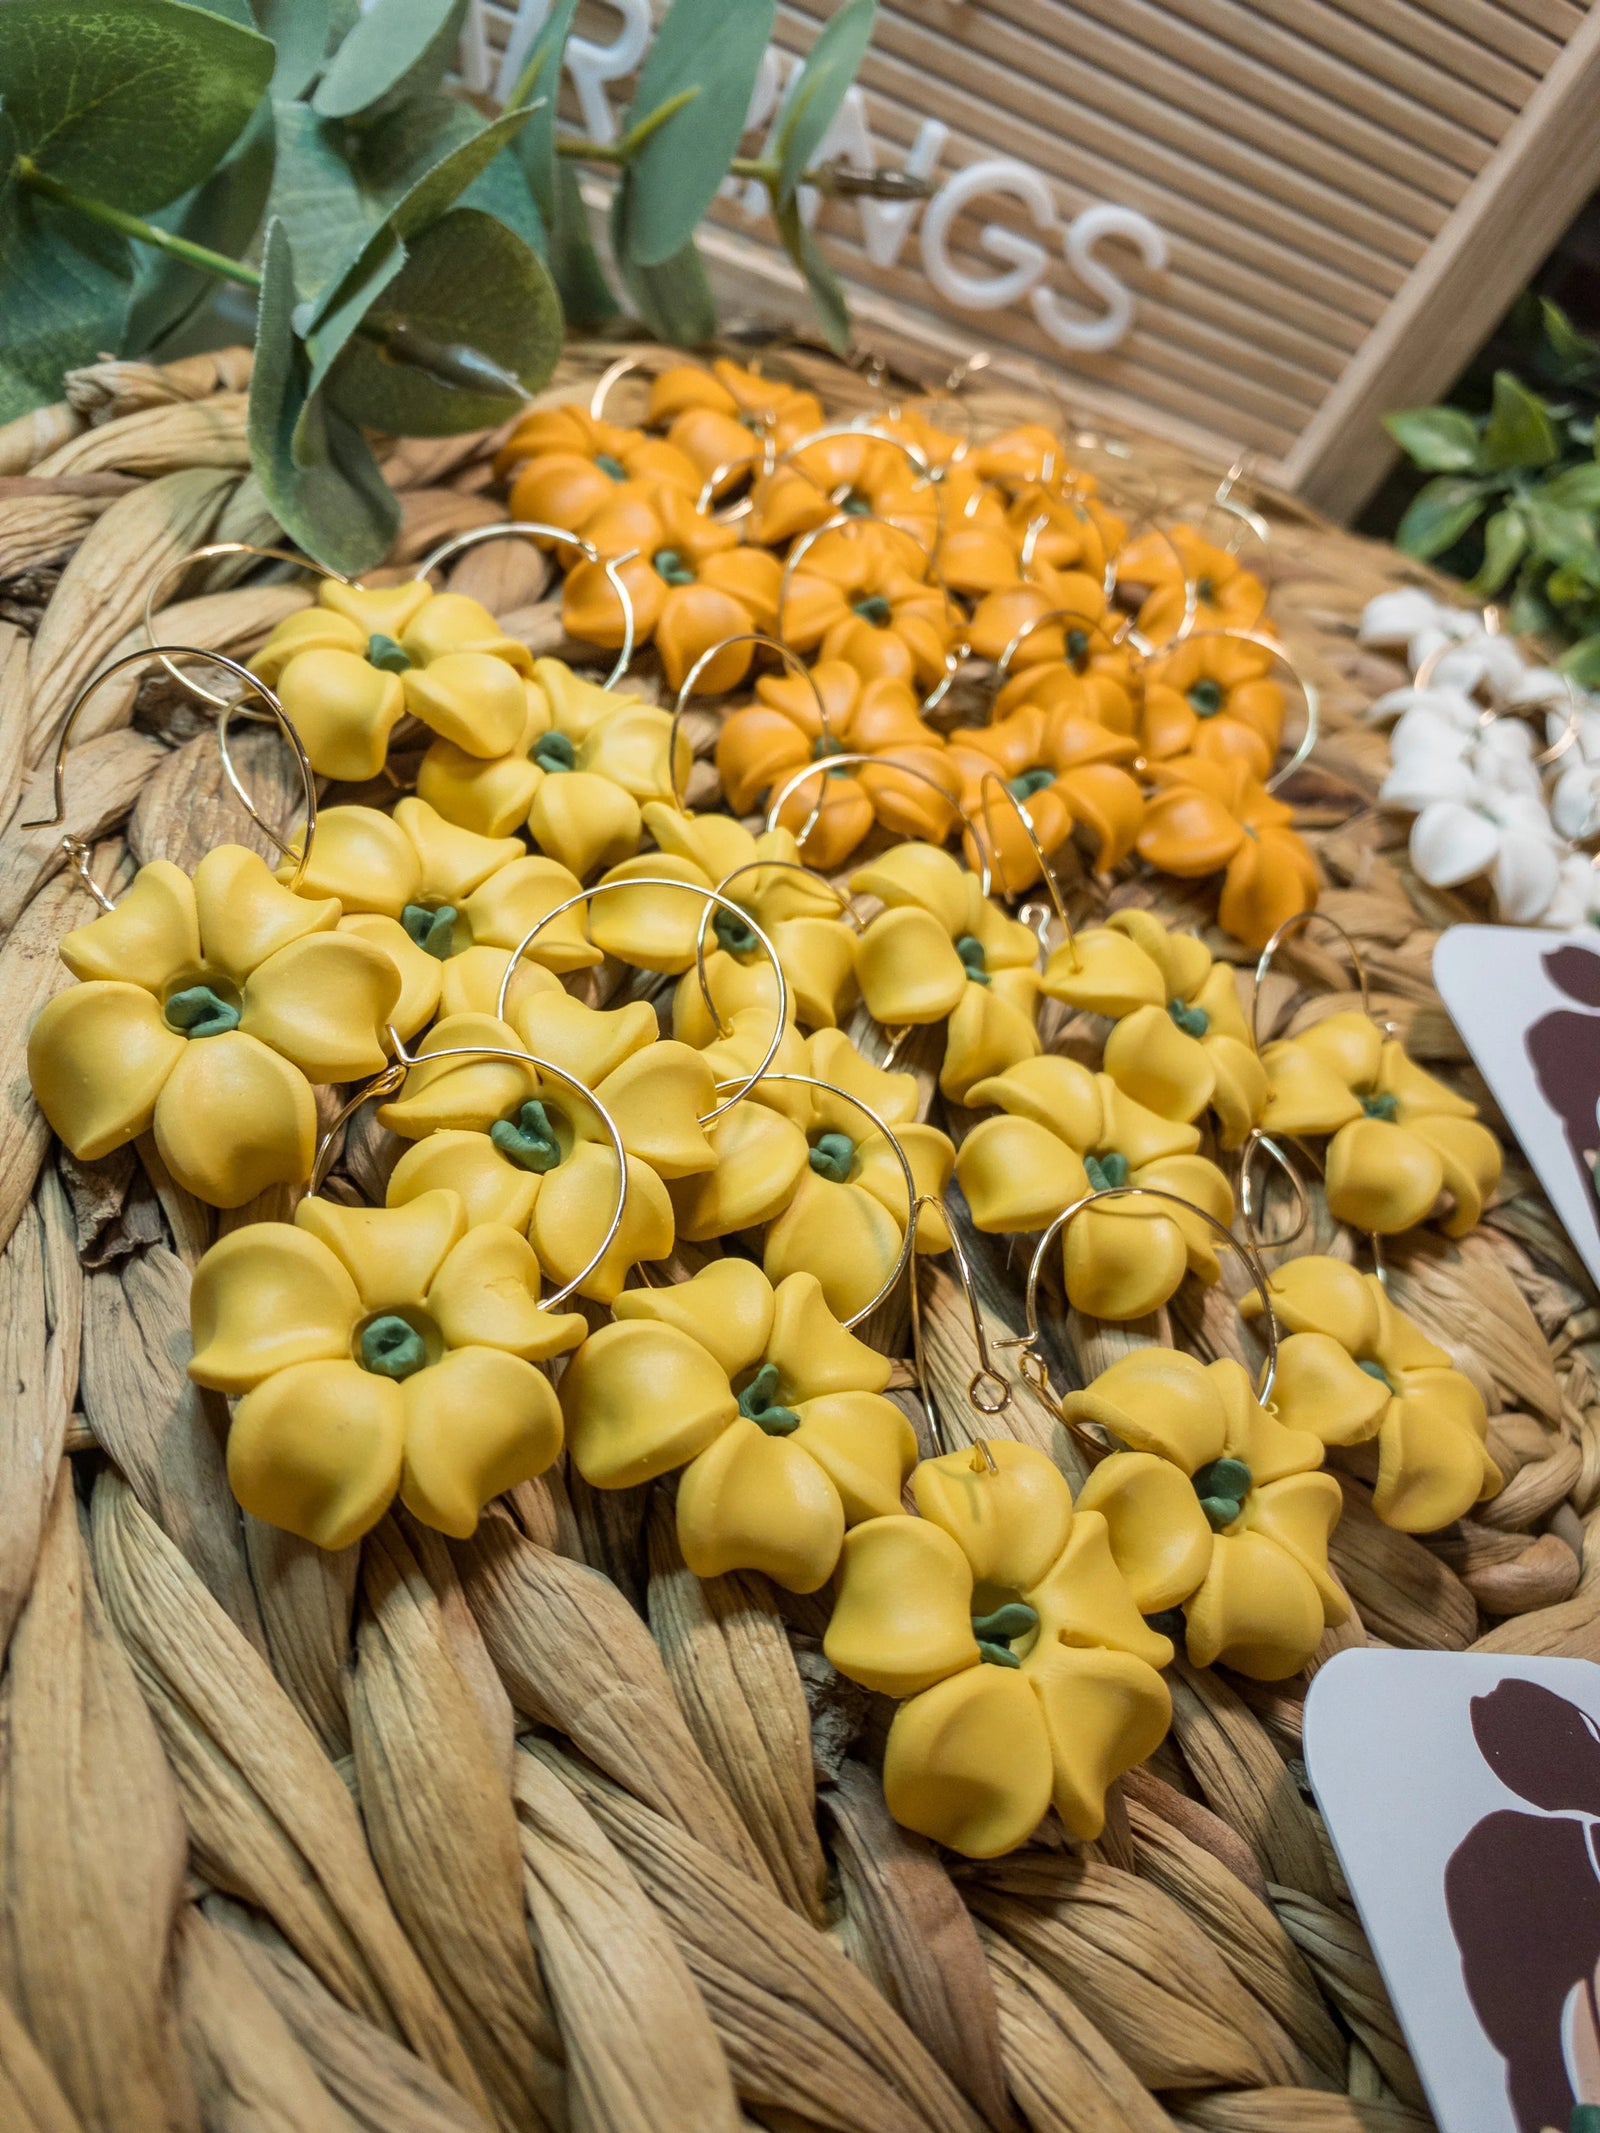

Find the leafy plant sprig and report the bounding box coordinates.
[0,0,901,572]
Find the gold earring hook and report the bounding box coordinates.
[1250,906,1376,1051]
[491,875,789,1124]
[906,1196,1006,1470]
[1235,1129,1313,1259]
[416,520,639,695]
[317,1033,631,1313]
[668,633,833,813]
[141,541,353,708]
[586,350,683,423]
[26,644,319,895]
[972,768,1077,939]
[761,750,970,865]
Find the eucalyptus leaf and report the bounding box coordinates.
[1394,475,1488,562]
[267,99,371,300]
[312,0,468,120]
[0,130,132,420]
[546,158,617,327]
[622,0,775,268]
[126,102,275,353]
[255,0,339,98]
[1481,369,1559,471]
[0,0,273,213]
[327,206,560,436]
[775,196,848,354]
[1383,404,1480,474]
[611,186,715,343]
[1467,507,1526,598]
[513,0,581,217]
[773,0,876,201]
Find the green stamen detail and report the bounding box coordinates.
[1196,576,1216,603]
[1067,627,1090,670]
[1084,1152,1129,1192]
[1187,678,1225,718]
[852,594,893,627]
[595,453,628,480]
[652,547,696,587]
[164,984,240,1039]
[360,1314,427,1380]
[1008,767,1055,801]
[1357,1358,1391,1386]
[955,934,990,985]
[971,1602,1039,1644]
[366,632,411,673]
[490,1099,563,1173]
[809,1130,855,1182]
[737,1361,800,1435]
[976,1639,1022,1667]
[401,903,457,959]
[714,907,759,955]
[812,730,846,757]
[1168,997,1209,1037]
[1362,1092,1399,1121]
[1192,1456,1252,1532]
[532,730,578,773]
[840,491,873,516]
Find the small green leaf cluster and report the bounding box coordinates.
[0,0,882,575]
[1385,298,1600,683]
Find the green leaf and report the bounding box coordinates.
[545,159,617,327]
[255,0,339,98]
[1523,496,1600,576]
[1382,404,1480,473]
[0,121,132,419]
[1561,634,1600,688]
[611,185,715,343]
[311,0,467,120]
[512,0,581,217]
[1544,461,1600,512]
[1466,507,1526,597]
[622,0,776,268]
[1541,296,1600,380]
[1507,568,1556,639]
[1481,369,1559,471]
[507,0,614,320]
[327,207,560,436]
[1394,476,1489,561]
[0,0,273,214]
[775,196,848,354]
[267,100,371,300]
[126,101,274,353]
[247,218,397,576]
[773,0,876,201]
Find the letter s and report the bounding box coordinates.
[1032,204,1167,353]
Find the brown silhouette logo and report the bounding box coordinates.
[1526,948,1600,1198]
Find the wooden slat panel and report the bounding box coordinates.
[1204,0,1523,129]
[1279,0,1547,103]
[1394,0,1561,73]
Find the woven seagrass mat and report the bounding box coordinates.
[0,337,1591,2133]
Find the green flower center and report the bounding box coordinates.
[839,489,873,516]
[652,547,697,587]
[1357,1358,1394,1391]
[401,903,457,959]
[1008,767,1055,801]
[1084,1151,1129,1192]
[737,1361,800,1435]
[1168,997,1209,1037]
[359,1313,428,1380]
[955,933,990,985]
[1361,1092,1399,1121]
[595,453,628,480]
[1196,575,1216,604]
[1186,678,1225,718]
[973,1601,1039,1667]
[366,632,412,673]
[811,730,849,779]
[532,730,577,774]
[490,1098,564,1173]
[713,907,759,956]
[808,1130,856,1182]
[164,982,241,1039]
[852,594,893,627]
[1192,1456,1252,1531]
[1066,627,1090,672]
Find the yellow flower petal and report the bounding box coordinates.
[402,651,528,759]
[297,1188,467,1313]
[588,854,713,974]
[825,1515,979,1697]
[1039,928,1165,1017]
[669,1101,809,1241]
[671,949,784,1050]
[1295,1011,1385,1091]
[1406,1114,1502,1238]
[1253,1254,1380,1352]
[400,1347,564,1537]
[196,844,340,980]
[1269,1332,1389,1449]
[940,978,1040,1104]
[561,1318,736,1488]
[377,1012,539,1138]
[612,1257,774,1380]
[393,796,524,906]
[1241,1471,1347,1626]
[281,804,421,918]
[913,1439,1073,1592]
[1108,910,1212,1002]
[240,930,399,1081]
[850,842,971,937]
[1208,1357,1326,1484]
[1075,1451,1215,1613]
[400,590,534,675]
[1027,1642,1174,1843]
[229,1358,403,1550]
[387,1128,542,1233]
[1207,1033,1268,1151]
[188,1222,360,1393]
[1193,961,1251,1046]
[250,605,364,685]
[462,855,599,973]
[577,705,687,804]
[28,981,184,1160]
[853,1121,955,1250]
[1060,1350,1227,1472]
[418,733,542,840]
[884,1665,1052,1858]
[956,1114,1088,1233]
[60,859,198,989]
[529,1144,673,1304]
[277,648,404,782]
[855,908,968,1026]
[535,656,643,741]
[1027,1508,1173,1669]
[425,1223,586,1361]
[437,945,562,1022]
[510,991,658,1091]
[969,893,1044,972]
[762,1169,902,1323]
[1103,1006,1214,1124]
[152,1031,316,1207]
[641,802,759,884]
[1064,1202,1189,1320]
[965,1053,1102,1147]
[1370,1284,1453,1376]
[320,578,432,639]
[1324,1117,1443,1235]
[1097,1077,1203,1166]
[1374,1038,1478,1124]
[1375,1377,1499,1532]
[528,770,642,880]
[765,1269,893,1401]
[676,1417,846,1593]
[806,1027,919,1128]
[1184,1528,1328,1680]
[593,1041,717,1177]
[1127,1152,1234,1282]
[771,916,858,1029]
[791,1392,918,1524]
[702,1010,810,1123]
[1259,1038,1365,1137]
[337,913,441,1041]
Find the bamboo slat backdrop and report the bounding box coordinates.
[465,0,1600,515]
[1,339,1599,2132]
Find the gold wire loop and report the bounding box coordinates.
[712,1069,918,1331]
[587,351,682,422]
[1106,515,1199,647]
[762,749,969,863]
[690,859,860,1020]
[315,1035,631,1312]
[140,541,352,708]
[973,768,1075,929]
[1018,1182,1282,1407]
[668,633,830,811]
[994,605,1125,682]
[1250,907,1374,1052]
[1236,1129,1313,1257]
[415,521,638,693]
[777,419,937,490]
[26,645,319,893]
[492,876,789,1124]
[906,1197,1006,1467]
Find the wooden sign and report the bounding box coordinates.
[464,0,1600,520]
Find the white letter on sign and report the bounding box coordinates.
[919,157,1053,312]
[1033,204,1168,352]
